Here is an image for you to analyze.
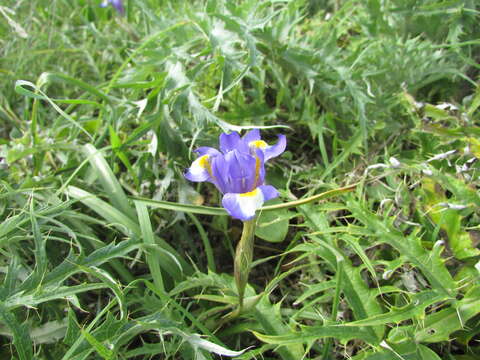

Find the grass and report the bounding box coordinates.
[1,0,480,359]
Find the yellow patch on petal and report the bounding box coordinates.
[253,156,261,189]
[249,140,268,149]
[240,188,260,197]
[198,155,210,168]
[193,155,213,177]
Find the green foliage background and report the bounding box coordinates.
[1,0,480,359]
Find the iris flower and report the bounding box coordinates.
[100,0,125,15]
[185,129,286,220]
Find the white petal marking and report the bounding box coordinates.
[236,188,264,219]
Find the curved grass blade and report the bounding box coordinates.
[131,183,357,216]
[135,201,165,292]
[38,72,111,102]
[66,186,189,280]
[14,80,93,140]
[83,144,136,220]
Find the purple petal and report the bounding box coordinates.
[100,0,125,14]
[252,148,265,188]
[184,167,211,182]
[195,147,221,157]
[184,169,209,182]
[185,155,212,182]
[210,154,229,193]
[264,134,286,161]
[224,150,257,193]
[111,0,125,14]
[258,185,279,201]
[219,132,250,154]
[243,129,261,143]
[219,132,241,153]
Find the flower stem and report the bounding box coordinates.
[234,219,256,312]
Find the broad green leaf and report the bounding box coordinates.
[255,206,291,243]
[29,319,68,344]
[293,280,337,305]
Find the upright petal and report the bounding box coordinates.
[219,132,241,153]
[243,129,261,143]
[252,148,266,189]
[263,134,286,161]
[224,150,257,193]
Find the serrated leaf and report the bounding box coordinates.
[389,286,480,343]
[344,291,447,327]
[0,301,33,360]
[81,328,115,360]
[254,324,378,346]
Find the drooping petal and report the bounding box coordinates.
[257,184,279,202]
[243,129,261,143]
[221,185,279,220]
[222,188,264,221]
[185,155,212,182]
[263,134,287,160]
[245,131,287,161]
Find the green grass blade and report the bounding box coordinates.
[82,144,136,220]
[135,201,165,292]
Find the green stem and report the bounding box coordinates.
[234,219,256,312]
